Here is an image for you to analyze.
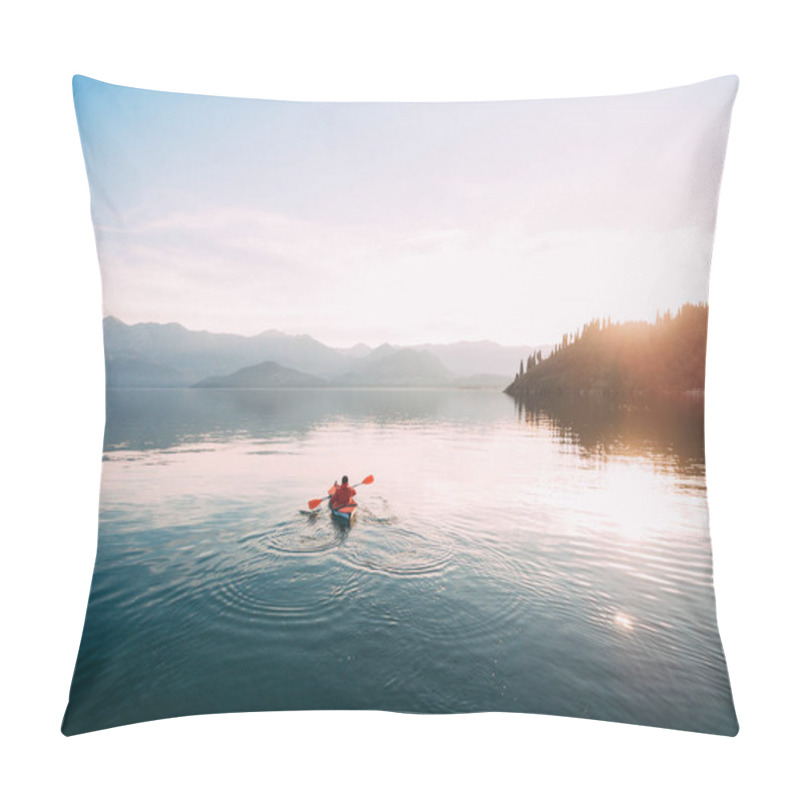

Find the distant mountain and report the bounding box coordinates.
[193,361,326,388]
[105,356,189,388]
[102,316,543,388]
[191,349,452,389]
[335,342,372,359]
[417,340,545,378]
[354,343,397,365]
[103,316,352,384]
[338,348,451,387]
[335,340,542,384]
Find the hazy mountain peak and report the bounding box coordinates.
[255,328,289,338]
[336,342,372,359]
[193,360,326,388]
[100,316,535,387]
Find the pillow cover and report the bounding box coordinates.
[63,75,739,736]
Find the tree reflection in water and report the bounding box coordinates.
[514,394,705,477]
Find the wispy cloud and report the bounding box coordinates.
[82,77,734,345]
[99,203,711,346]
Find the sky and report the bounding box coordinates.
[74,75,738,348]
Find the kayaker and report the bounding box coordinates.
[330,475,357,509]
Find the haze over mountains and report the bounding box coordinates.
[103,317,547,389]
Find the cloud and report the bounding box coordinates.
[98,201,713,346]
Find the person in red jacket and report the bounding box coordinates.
[330,475,357,510]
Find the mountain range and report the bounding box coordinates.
[103,316,548,389]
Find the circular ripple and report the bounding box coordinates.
[398,539,534,649]
[343,526,454,578]
[209,563,360,625]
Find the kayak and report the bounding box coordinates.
[328,486,357,526]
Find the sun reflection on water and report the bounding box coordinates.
[613,612,635,631]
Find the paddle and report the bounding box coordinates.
[308,475,374,510]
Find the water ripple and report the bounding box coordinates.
[343,526,454,578]
[209,564,359,625]
[270,525,347,554]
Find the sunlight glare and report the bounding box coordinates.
[614,612,635,631]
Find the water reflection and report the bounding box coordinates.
[104,388,516,452]
[513,394,705,475]
[63,387,737,736]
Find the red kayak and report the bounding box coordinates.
[328,485,357,526]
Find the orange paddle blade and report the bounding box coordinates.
[361,475,374,485]
[308,497,325,510]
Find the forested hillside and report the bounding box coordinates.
[506,303,708,399]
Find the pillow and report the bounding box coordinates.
[63,75,739,736]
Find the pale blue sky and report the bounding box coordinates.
[74,75,737,347]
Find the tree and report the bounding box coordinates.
[505,302,708,399]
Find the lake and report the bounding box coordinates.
[62,388,738,735]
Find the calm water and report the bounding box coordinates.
[63,389,737,735]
